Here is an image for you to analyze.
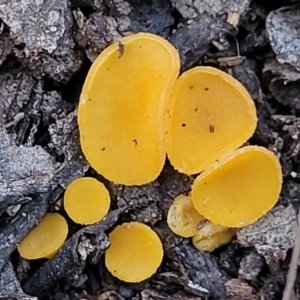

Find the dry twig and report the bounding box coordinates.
[282,209,300,300]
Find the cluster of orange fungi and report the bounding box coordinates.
[18,33,282,284]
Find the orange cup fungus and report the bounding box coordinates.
[64,177,110,225]
[167,194,204,237]
[191,146,282,228]
[18,213,68,260]
[105,222,163,282]
[78,32,180,185]
[166,66,258,175]
[167,194,235,251]
[192,221,236,252]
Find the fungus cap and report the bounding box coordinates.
[192,221,235,252]
[166,66,258,174]
[105,222,163,282]
[167,194,204,237]
[191,146,282,227]
[18,213,68,260]
[78,32,180,185]
[64,177,110,225]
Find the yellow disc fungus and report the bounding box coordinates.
[192,221,236,252]
[18,213,68,260]
[167,194,205,237]
[105,222,163,282]
[78,32,180,185]
[166,66,258,174]
[64,177,110,225]
[191,146,282,228]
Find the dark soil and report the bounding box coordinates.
[0,0,300,299]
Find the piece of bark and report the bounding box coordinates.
[260,272,287,300]
[4,78,73,147]
[171,0,250,21]
[0,0,83,82]
[0,23,14,67]
[169,14,233,70]
[47,111,88,189]
[173,240,230,299]
[0,60,35,127]
[0,128,55,199]
[225,278,255,300]
[0,187,63,272]
[0,262,37,300]
[237,205,297,264]
[156,223,230,299]
[71,0,106,11]
[23,208,124,296]
[140,288,202,300]
[269,79,300,112]
[129,0,174,37]
[218,243,242,277]
[74,0,174,62]
[74,4,131,61]
[266,4,300,72]
[107,181,162,225]
[239,250,264,281]
[231,61,262,102]
[156,272,209,297]
[263,58,300,83]
[157,163,193,217]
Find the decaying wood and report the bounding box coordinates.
[282,209,300,300]
[0,187,63,272]
[237,205,297,264]
[170,0,250,21]
[107,181,162,225]
[0,0,83,82]
[238,250,264,281]
[266,4,300,72]
[156,223,229,299]
[0,0,299,299]
[23,208,124,296]
[0,128,54,198]
[0,262,37,300]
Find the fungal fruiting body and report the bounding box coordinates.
[166,66,258,174]
[167,194,204,237]
[191,146,282,228]
[192,221,236,252]
[18,213,68,260]
[78,32,180,185]
[105,222,163,282]
[64,177,110,225]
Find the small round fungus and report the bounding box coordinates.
[167,194,204,237]
[191,146,282,227]
[192,221,235,252]
[166,66,258,174]
[64,177,110,225]
[105,222,163,282]
[18,213,68,260]
[79,32,180,185]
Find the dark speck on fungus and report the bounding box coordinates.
[118,41,125,58]
[166,66,258,175]
[78,32,180,185]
